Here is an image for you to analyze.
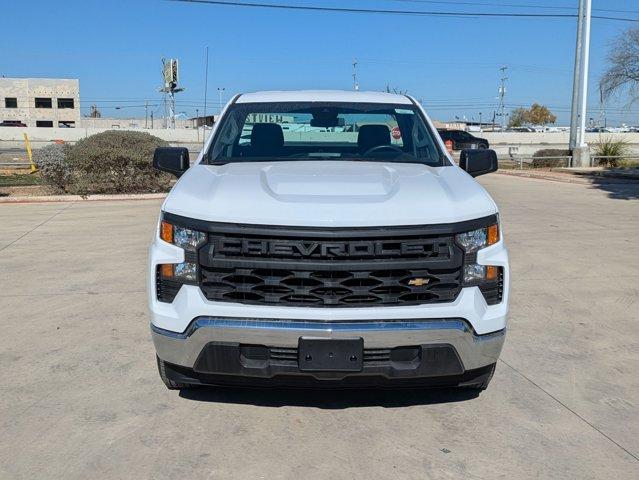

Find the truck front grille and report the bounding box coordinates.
[200,266,461,306]
[197,225,465,307]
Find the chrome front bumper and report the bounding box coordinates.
[152,317,505,372]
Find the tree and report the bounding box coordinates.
[528,103,557,125]
[600,28,639,101]
[508,104,556,127]
[508,108,528,128]
[385,85,408,94]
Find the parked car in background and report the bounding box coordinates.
[437,129,489,150]
[586,127,613,133]
[0,120,27,127]
[506,126,535,132]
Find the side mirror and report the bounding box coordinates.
[459,149,498,177]
[153,147,190,178]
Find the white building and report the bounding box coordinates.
[0,78,81,128]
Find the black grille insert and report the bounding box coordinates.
[198,226,464,307]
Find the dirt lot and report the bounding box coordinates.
[0,175,637,479]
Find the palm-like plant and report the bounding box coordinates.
[592,136,629,168]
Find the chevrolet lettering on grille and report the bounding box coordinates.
[215,238,448,258]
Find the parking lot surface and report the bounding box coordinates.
[1,175,638,479]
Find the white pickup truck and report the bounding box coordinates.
[149,90,508,391]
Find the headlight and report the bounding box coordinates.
[173,261,197,283]
[160,221,206,252]
[158,220,206,286]
[173,225,206,252]
[457,223,502,303]
[462,264,499,286]
[455,224,499,253]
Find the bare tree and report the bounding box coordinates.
[385,85,408,95]
[600,28,639,101]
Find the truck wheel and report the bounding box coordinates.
[156,356,192,390]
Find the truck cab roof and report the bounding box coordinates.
[236,90,413,105]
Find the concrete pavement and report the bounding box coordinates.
[0,175,637,479]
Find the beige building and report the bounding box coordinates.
[0,78,81,128]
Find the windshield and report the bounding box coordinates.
[206,102,447,166]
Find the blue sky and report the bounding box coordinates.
[3,0,638,125]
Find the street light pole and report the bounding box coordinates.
[569,0,592,167]
[577,0,592,149]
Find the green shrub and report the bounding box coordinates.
[617,159,639,169]
[33,143,70,191]
[531,149,570,168]
[592,136,629,168]
[66,130,172,194]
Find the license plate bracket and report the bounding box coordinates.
[298,337,364,372]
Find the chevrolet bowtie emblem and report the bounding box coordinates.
[408,277,430,286]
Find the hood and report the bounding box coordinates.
[162,161,497,227]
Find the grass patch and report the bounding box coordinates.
[0,173,41,187]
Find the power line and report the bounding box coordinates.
[167,0,639,22]
[385,0,576,10]
[382,0,639,15]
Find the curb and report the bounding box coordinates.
[0,192,167,204]
[553,167,639,180]
[496,170,588,184]
[496,170,639,185]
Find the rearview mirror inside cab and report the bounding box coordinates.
[459,149,498,177]
[153,147,190,178]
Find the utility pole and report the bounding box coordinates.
[497,66,508,130]
[479,112,483,131]
[169,92,175,129]
[196,108,199,143]
[150,111,154,129]
[569,0,592,167]
[162,94,167,129]
[352,59,359,92]
[217,87,226,112]
[145,100,148,129]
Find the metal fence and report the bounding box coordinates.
[500,154,639,169]
[3,143,638,171]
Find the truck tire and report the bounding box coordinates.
[156,356,192,390]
